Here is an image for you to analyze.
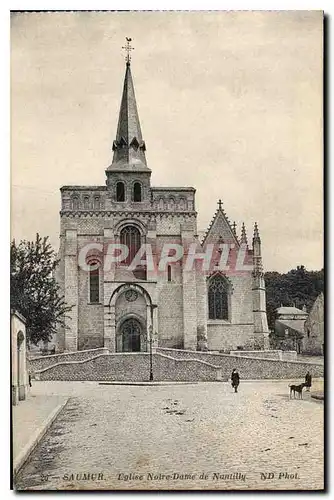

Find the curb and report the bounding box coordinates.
[13,398,69,476]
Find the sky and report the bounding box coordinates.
[10,10,323,272]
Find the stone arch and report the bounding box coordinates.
[168,196,176,209]
[179,197,186,210]
[158,197,165,210]
[116,181,126,202]
[114,218,147,238]
[110,284,153,353]
[109,283,152,308]
[93,196,101,209]
[132,181,142,202]
[72,195,79,210]
[83,195,90,209]
[116,312,146,352]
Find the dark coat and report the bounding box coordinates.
[231,371,240,386]
[305,373,312,387]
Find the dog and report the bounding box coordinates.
[289,383,306,399]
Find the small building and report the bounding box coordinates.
[11,310,28,405]
[303,293,324,355]
[274,306,308,353]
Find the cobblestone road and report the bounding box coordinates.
[14,380,324,491]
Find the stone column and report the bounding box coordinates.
[103,229,116,351]
[146,222,157,281]
[64,229,78,351]
[196,269,208,350]
[103,305,115,351]
[181,224,198,351]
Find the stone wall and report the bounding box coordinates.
[156,348,324,379]
[230,350,297,362]
[207,323,254,351]
[35,353,221,382]
[29,348,109,372]
[281,351,298,362]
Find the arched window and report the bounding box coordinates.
[133,182,142,202]
[168,197,175,209]
[116,181,125,202]
[120,226,141,265]
[83,196,90,209]
[94,196,100,209]
[72,196,79,210]
[89,262,100,303]
[208,275,229,320]
[158,198,164,210]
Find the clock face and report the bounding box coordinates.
[125,289,138,302]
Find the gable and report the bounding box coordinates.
[202,209,239,247]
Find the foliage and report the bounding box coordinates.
[11,234,72,346]
[265,265,324,331]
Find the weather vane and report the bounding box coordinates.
[122,37,134,64]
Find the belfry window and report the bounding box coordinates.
[116,181,125,202]
[89,263,100,303]
[208,275,229,320]
[120,225,141,265]
[133,182,142,202]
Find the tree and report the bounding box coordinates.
[11,234,72,346]
[264,266,324,331]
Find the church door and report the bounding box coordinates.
[121,318,141,352]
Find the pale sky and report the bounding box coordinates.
[11,11,323,272]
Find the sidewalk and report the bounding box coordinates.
[12,391,68,474]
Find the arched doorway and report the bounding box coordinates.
[121,318,142,352]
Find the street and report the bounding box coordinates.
[14,380,324,491]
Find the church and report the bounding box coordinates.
[55,43,269,354]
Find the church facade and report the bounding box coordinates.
[56,54,269,354]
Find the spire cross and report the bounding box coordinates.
[122,37,134,64]
[217,199,222,210]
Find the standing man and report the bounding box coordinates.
[305,371,312,392]
[231,368,240,393]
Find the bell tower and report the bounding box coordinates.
[105,38,151,207]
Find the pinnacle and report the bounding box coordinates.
[253,221,261,242]
[240,222,248,245]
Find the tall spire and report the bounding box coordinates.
[107,38,149,172]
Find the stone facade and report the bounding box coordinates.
[55,58,270,356]
[11,311,28,405]
[303,293,324,355]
